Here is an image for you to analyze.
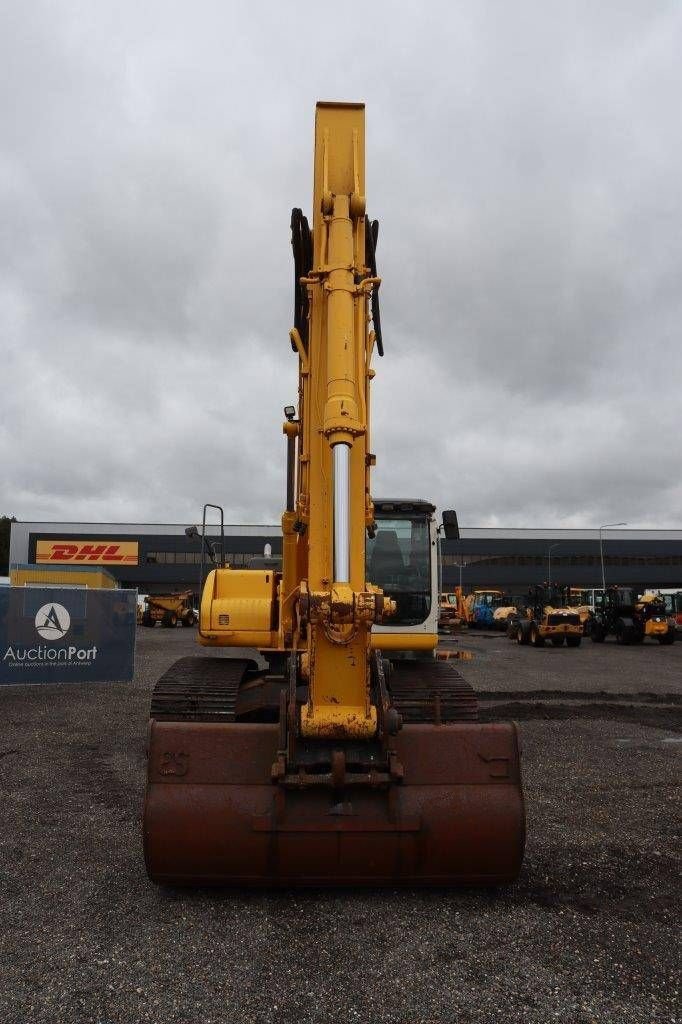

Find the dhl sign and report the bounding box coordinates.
[36,540,139,565]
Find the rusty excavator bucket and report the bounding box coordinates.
[143,102,525,888]
[144,658,524,887]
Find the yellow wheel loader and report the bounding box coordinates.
[512,586,582,647]
[143,103,525,887]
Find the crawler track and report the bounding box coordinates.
[150,656,251,721]
[388,659,478,722]
[151,655,480,726]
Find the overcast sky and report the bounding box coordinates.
[2,1,681,529]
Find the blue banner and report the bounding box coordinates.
[0,587,136,684]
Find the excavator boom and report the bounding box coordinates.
[143,103,525,887]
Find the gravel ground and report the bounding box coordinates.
[449,629,682,697]
[0,629,679,1024]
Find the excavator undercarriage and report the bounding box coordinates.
[143,102,525,888]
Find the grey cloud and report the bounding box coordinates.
[1,0,681,529]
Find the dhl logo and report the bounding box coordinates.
[36,540,139,565]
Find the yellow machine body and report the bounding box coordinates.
[370,632,438,652]
[538,608,584,640]
[643,616,670,638]
[147,593,192,614]
[199,569,278,647]
[637,592,672,638]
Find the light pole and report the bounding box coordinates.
[548,543,561,588]
[599,522,627,591]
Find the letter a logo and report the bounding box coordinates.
[35,603,71,640]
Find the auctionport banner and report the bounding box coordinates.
[0,587,136,685]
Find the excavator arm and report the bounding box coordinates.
[142,102,525,887]
[287,102,387,740]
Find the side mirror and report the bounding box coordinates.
[442,509,460,540]
[185,525,199,539]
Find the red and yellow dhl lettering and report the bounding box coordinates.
[36,540,139,566]
[72,544,109,561]
[49,544,79,560]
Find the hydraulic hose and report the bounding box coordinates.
[290,208,313,349]
[365,215,384,356]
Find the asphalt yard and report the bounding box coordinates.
[0,628,679,1023]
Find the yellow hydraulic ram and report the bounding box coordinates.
[296,102,387,739]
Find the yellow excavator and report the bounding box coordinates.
[143,103,525,886]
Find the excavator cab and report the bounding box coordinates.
[369,500,439,656]
[143,103,525,887]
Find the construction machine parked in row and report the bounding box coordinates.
[589,588,675,644]
[491,594,529,632]
[566,587,601,635]
[142,102,525,887]
[141,591,196,628]
[464,590,504,628]
[643,590,682,631]
[438,589,462,632]
[438,589,527,633]
[508,585,582,647]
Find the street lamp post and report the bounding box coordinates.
[599,522,627,591]
[548,543,561,588]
